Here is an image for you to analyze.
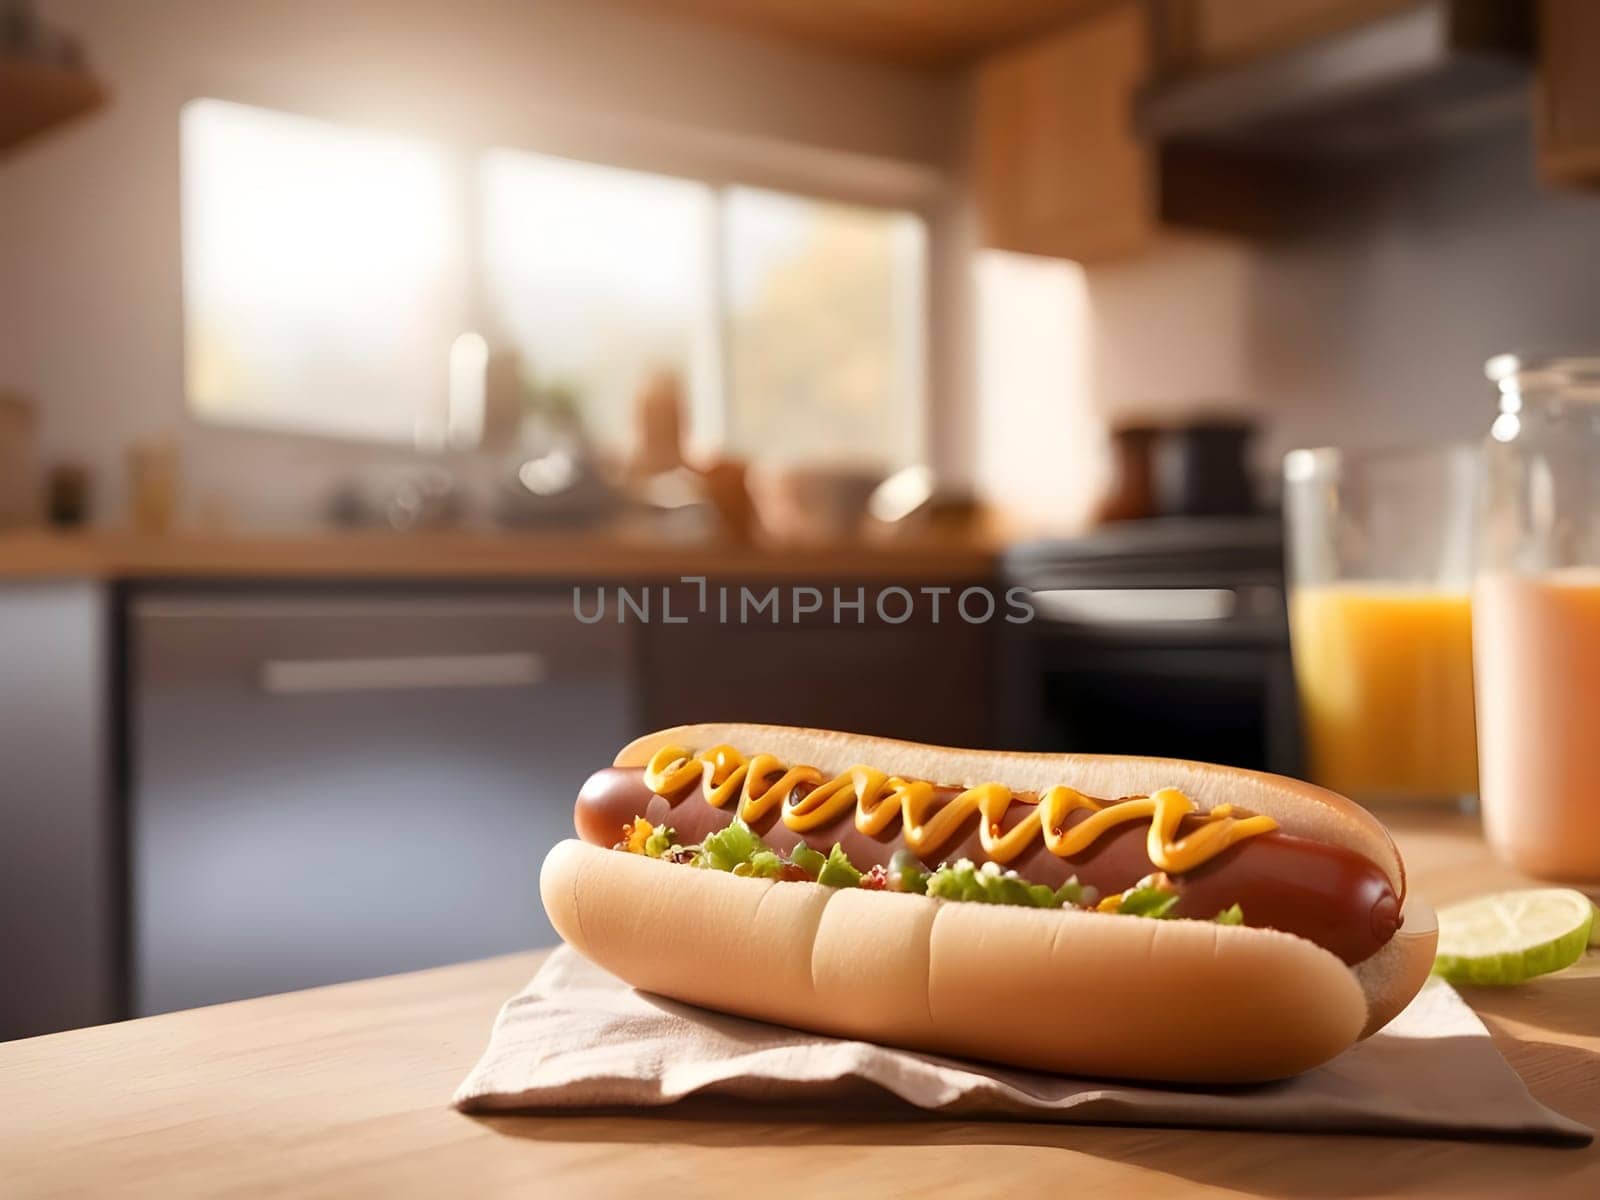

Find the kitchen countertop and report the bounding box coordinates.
[0,528,998,585]
[0,528,998,583]
[2,812,1597,1198]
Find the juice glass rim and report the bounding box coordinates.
[1283,442,1479,484]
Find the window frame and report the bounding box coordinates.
[179,96,945,466]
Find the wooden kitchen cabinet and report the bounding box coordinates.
[974,0,1155,264]
[972,0,1532,261]
[969,0,1315,263]
[1536,0,1600,185]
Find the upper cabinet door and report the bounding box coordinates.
[1537,0,1600,186]
[974,0,1154,265]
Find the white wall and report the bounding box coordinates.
[1079,123,1600,505]
[971,251,1107,531]
[0,0,959,528]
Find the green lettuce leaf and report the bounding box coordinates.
[814,844,862,888]
[642,825,676,859]
[1117,885,1181,919]
[925,861,1073,909]
[788,844,827,880]
[697,820,769,872]
[888,849,929,895]
[733,849,786,878]
[1053,877,1085,907]
[1214,903,1244,926]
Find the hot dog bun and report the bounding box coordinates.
[542,724,1437,1083]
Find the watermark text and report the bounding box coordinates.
[573,577,1034,625]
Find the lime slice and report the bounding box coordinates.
[1433,888,1594,986]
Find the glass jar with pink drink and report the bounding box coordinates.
[1476,354,1600,880]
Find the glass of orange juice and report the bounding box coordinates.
[1283,445,1479,807]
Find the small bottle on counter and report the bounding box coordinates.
[46,463,91,528]
[128,440,180,534]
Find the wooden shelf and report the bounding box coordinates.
[0,56,105,156]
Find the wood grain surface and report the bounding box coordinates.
[0,528,997,584]
[1,812,1597,1198]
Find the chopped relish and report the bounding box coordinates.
[616,818,1243,923]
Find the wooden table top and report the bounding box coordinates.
[2,811,1597,1198]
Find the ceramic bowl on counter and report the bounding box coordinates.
[746,462,886,544]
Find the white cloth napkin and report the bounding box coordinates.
[454,946,1590,1144]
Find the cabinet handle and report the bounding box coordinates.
[260,652,545,694]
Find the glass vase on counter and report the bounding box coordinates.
[1476,354,1600,880]
[1282,444,1479,809]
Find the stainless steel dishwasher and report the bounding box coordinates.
[129,590,633,1016]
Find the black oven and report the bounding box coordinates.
[997,518,1300,776]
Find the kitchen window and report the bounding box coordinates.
[477,150,717,456]
[180,99,928,466]
[181,100,469,447]
[722,187,925,463]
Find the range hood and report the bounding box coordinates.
[1138,0,1534,159]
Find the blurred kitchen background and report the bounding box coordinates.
[2,0,1596,1039]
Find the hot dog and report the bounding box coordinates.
[575,767,1400,966]
[541,723,1438,1084]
